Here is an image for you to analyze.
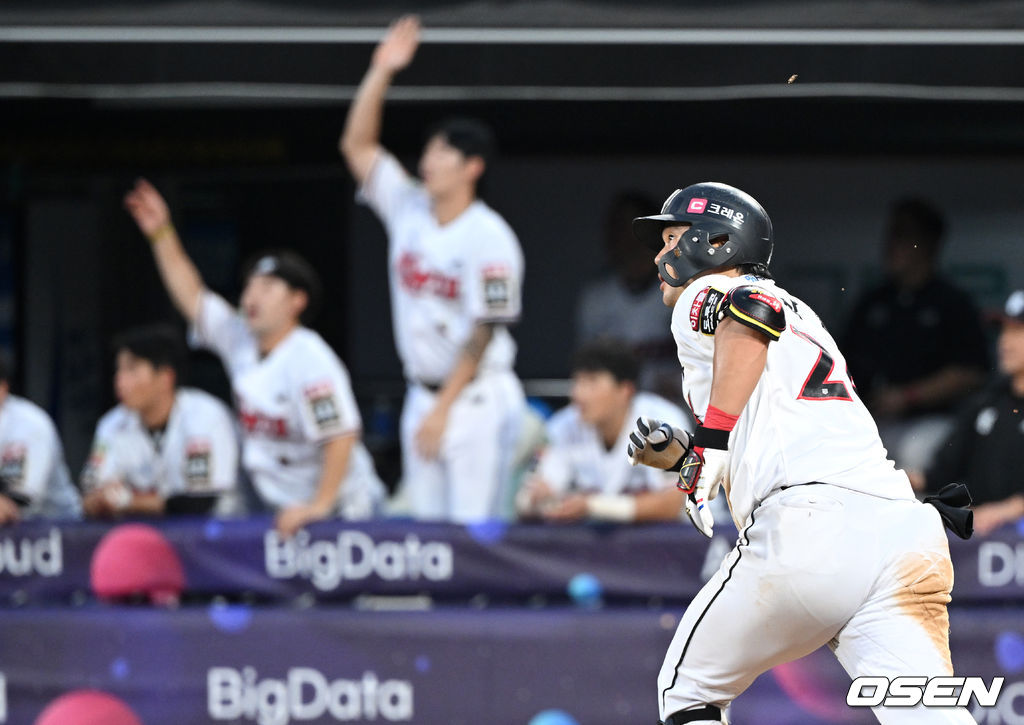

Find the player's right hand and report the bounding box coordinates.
[626,417,690,471]
[678,445,728,538]
[123,178,171,237]
[372,15,421,74]
[684,490,715,538]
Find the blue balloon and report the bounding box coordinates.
[467,519,508,544]
[528,709,579,725]
[203,519,224,541]
[568,572,603,606]
[995,631,1024,673]
[208,603,253,634]
[109,657,130,680]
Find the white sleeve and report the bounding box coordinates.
[195,400,239,495]
[188,290,253,372]
[4,418,57,504]
[464,228,523,324]
[295,348,362,444]
[356,150,421,227]
[80,416,120,490]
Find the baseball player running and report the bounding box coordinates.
[124,179,385,538]
[626,182,975,724]
[340,16,526,523]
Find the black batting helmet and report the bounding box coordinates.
[633,182,773,287]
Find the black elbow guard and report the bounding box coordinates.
[721,285,787,340]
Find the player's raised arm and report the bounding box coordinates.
[123,178,204,323]
[339,15,421,184]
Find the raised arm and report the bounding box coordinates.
[339,15,421,184]
[123,178,204,323]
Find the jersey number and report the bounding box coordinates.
[792,328,853,401]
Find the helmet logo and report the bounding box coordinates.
[687,198,708,213]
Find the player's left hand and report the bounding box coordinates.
[415,405,449,460]
[626,417,690,470]
[275,503,330,539]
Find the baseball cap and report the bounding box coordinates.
[1004,290,1024,322]
[243,250,323,323]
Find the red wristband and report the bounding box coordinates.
[703,405,739,432]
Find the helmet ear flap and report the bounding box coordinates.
[657,225,741,289]
[657,249,689,288]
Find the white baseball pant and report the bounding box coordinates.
[659,484,975,725]
[400,370,525,523]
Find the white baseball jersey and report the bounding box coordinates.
[0,395,81,519]
[190,291,385,515]
[81,388,238,506]
[538,392,684,495]
[672,273,913,528]
[358,150,524,384]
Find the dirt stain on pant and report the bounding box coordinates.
[894,551,955,674]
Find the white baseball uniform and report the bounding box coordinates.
[81,387,240,515]
[539,391,685,496]
[0,395,81,519]
[190,291,385,519]
[359,150,526,523]
[658,273,972,724]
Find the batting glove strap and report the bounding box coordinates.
[692,425,730,451]
[677,447,705,495]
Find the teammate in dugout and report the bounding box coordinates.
[124,180,385,538]
[340,16,527,523]
[517,339,690,523]
[0,357,81,524]
[626,182,975,724]
[81,325,241,518]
